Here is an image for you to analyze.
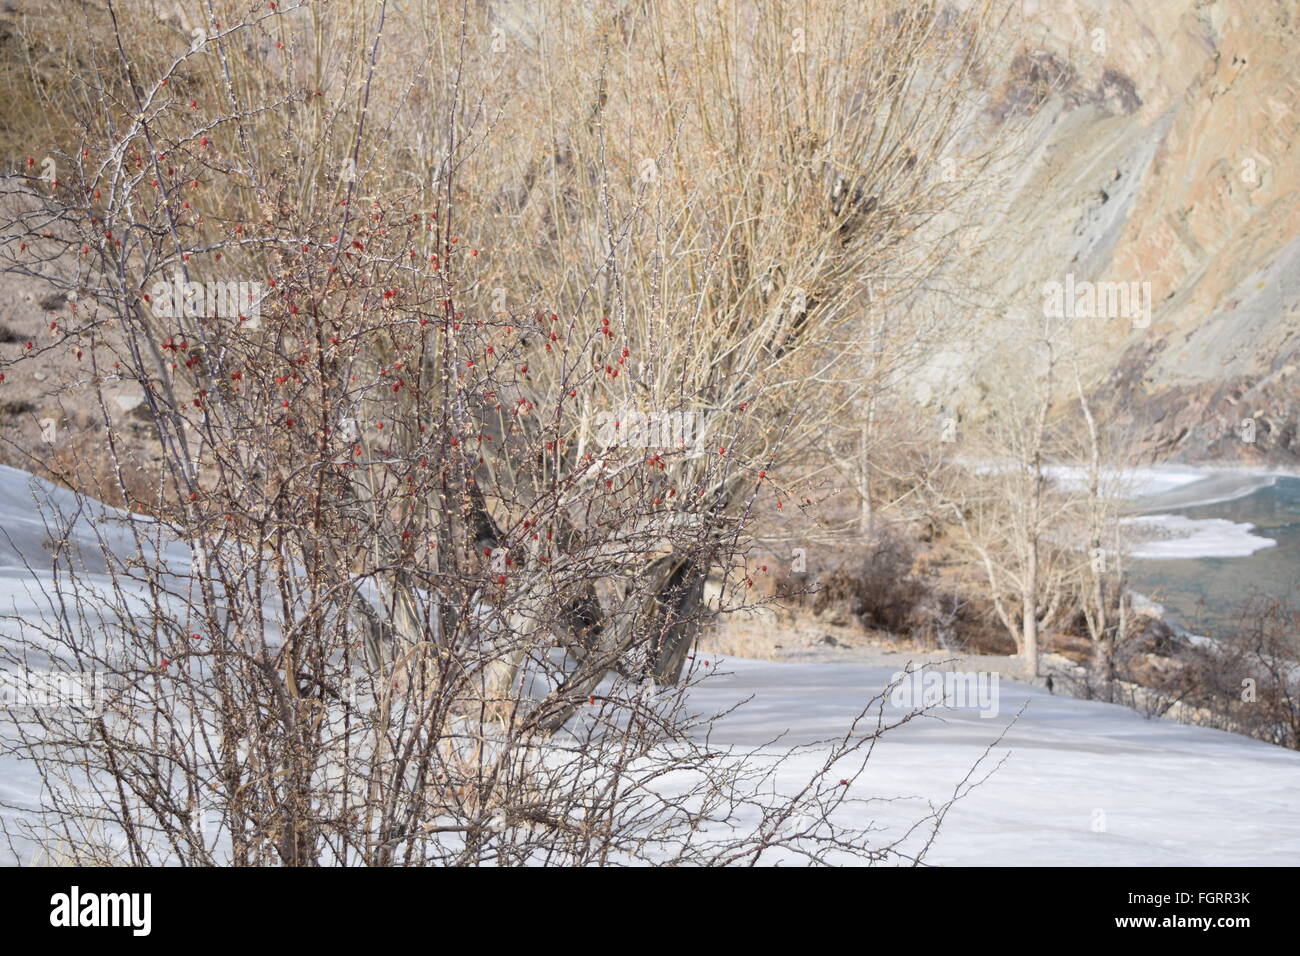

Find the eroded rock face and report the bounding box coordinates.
[1,1,1294,467]
[940,0,1300,464]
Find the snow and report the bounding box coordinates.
[972,461,1218,499]
[1121,466,1220,498]
[686,658,1300,865]
[2,465,1299,865]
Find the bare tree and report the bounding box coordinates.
[925,316,1071,677]
[0,0,1009,865]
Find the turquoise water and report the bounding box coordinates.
[1126,476,1300,637]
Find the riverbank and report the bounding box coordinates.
[1125,471,1300,637]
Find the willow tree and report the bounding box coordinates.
[458,0,1010,687]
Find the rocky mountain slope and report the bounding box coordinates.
[1,0,1297,471]
[940,0,1299,463]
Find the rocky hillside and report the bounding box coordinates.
[938,0,1299,464]
[2,0,1297,472]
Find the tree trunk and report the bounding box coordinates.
[533,554,708,736]
[651,559,708,684]
[1023,539,1039,678]
[859,401,876,535]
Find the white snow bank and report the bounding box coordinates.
[1045,464,1280,506]
[2,466,1298,865]
[687,657,1300,865]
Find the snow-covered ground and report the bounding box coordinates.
[690,658,1300,865]
[2,464,1298,866]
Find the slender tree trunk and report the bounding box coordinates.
[1074,361,1108,678]
[1024,541,1039,678]
[1023,339,1054,679]
[859,413,874,535]
[859,306,884,535]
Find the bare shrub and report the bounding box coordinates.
[0,0,1011,865]
[779,528,924,633]
[1134,597,1300,748]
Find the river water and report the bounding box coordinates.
[1125,474,1300,637]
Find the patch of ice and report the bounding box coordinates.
[1124,514,1277,559]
